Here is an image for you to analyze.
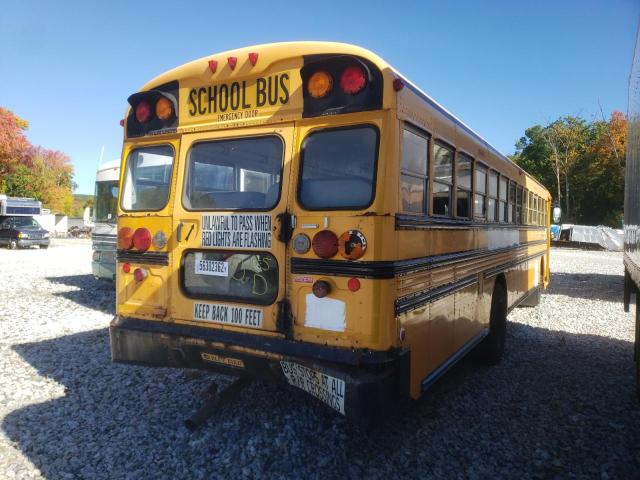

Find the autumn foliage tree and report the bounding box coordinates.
[0,107,75,214]
[511,112,626,227]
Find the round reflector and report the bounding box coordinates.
[347,278,361,292]
[153,230,168,249]
[312,230,338,258]
[340,65,367,94]
[338,230,367,260]
[122,263,131,274]
[132,228,152,252]
[312,280,331,298]
[135,101,152,123]
[292,233,311,254]
[307,70,333,99]
[155,97,173,120]
[118,227,134,249]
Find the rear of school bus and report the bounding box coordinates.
[109,42,405,419]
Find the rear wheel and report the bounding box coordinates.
[476,280,507,365]
[8,239,17,250]
[41,244,49,249]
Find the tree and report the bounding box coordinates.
[512,112,626,227]
[0,107,76,215]
[0,108,30,192]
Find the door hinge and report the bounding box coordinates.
[277,299,293,339]
[276,212,295,244]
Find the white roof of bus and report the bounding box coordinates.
[96,159,120,183]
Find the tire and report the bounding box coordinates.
[41,244,49,249]
[8,239,17,250]
[476,280,508,365]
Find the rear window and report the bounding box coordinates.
[298,125,378,210]
[183,136,283,211]
[182,251,278,305]
[121,145,174,211]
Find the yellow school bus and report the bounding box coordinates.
[110,42,551,420]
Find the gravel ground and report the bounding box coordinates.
[0,241,639,479]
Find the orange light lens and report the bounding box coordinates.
[155,97,173,120]
[338,230,367,260]
[307,70,333,99]
[118,227,133,249]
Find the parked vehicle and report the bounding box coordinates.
[91,160,120,280]
[0,195,50,249]
[0,215,50,249]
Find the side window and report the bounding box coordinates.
[516,185,523,224]
[474,164,487,219]
[508,181,516,223]
[528,191,534,225]
[432,142,453,216]
[487,170,498,222]
[400,127,429,214]
[456,153,472,219]
[498,176,507,223]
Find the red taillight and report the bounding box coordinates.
[132,228,152,252]
[340,65,367,94]
[393,78,405,91]
[133,267,147,282]
[312,230,338,258]
[312,280,331,298]
[135,102,152,123]
[347,278,361,292]
[118,227,134,249]
[122,263,131,274]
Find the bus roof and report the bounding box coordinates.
[136,41,547,195]
[96,159,120,183]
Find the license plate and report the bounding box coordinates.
[280,361,346,415]
[194,253,228,277]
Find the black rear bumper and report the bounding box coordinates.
[110,316,408,420]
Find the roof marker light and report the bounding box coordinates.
[227,57,237,70]
[119,119,124,127]
[393,78,405,91]
[208,60,218,73]
[248,52,258,66]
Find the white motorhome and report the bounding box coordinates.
[92,160,120,279]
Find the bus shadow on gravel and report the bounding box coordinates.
[3,324,639,479]
[546,272,623,302]
[45,274,115,315]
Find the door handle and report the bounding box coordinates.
[177,222,184,242]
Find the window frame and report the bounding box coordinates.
[399,123,430,215]
[297,124,380,212]
[431,140,455,217]
[182,134,285,212]
[486,169,499,222]
[455,151,473,219]
[120,143,175,213]
[473,162,488,220]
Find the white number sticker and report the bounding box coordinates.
[194,252,228,277]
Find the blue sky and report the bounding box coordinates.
[1,0,638,194]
